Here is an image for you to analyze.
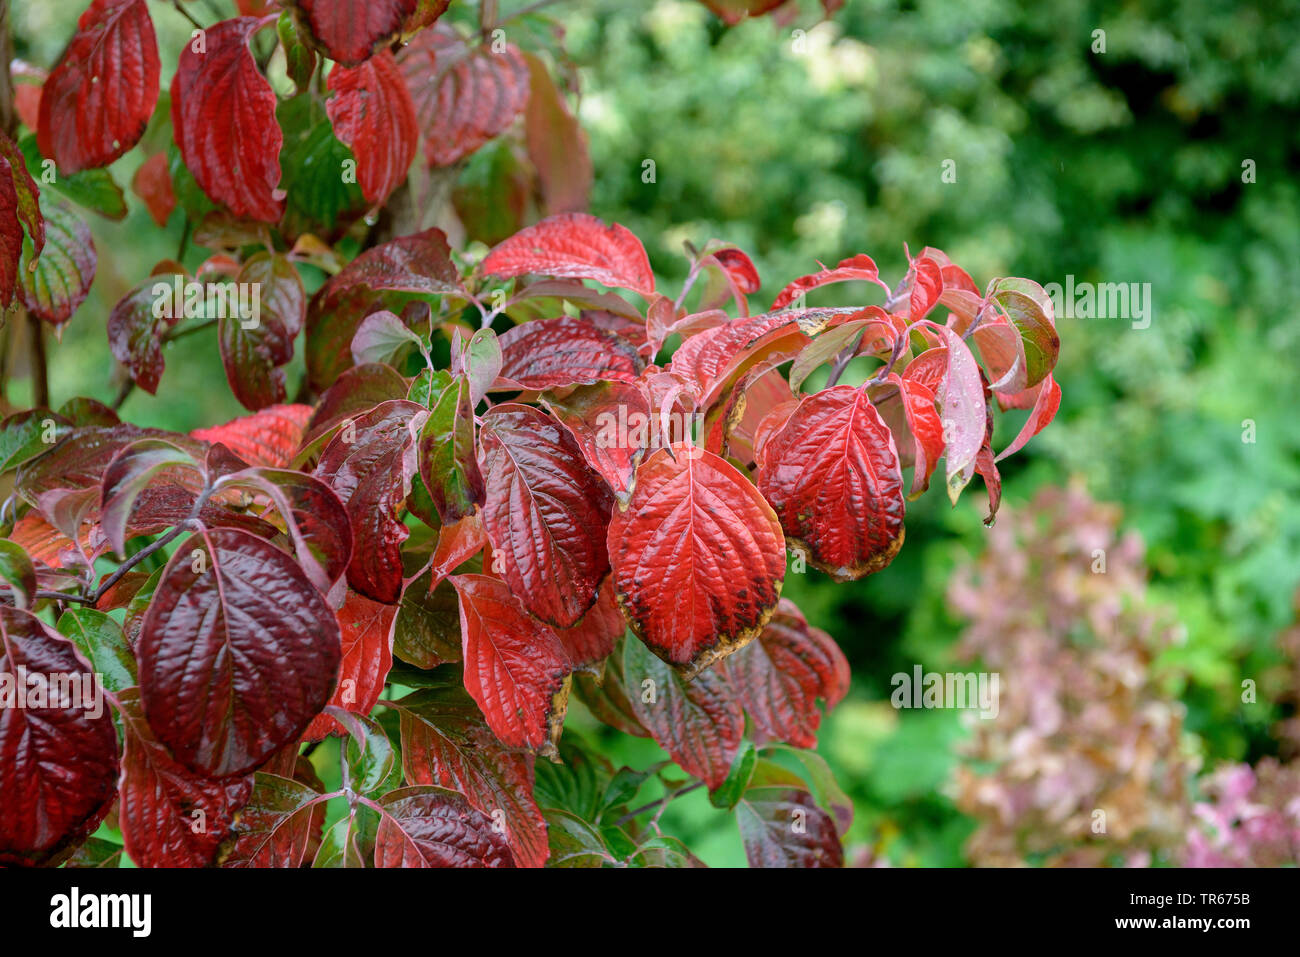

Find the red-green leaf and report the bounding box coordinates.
[19,200,94,326]
[450,573,571,754]
[37,0,159,174]
[497,315,644,390]
[622,635,743,791]
[220,253,306,411]
[726,599,848,749]
[222,771,325,868]
[758,385,905,581]
[608,443,785,675]
[986,277,1060,389]
[100,437,202,556]
[482,213,656,298]
[0,607,118,866]
[138,527,342,776]
[414,370,484,524]
[327,50,418,206]
[107,266,186,395]
[171,17,283,222]
[374,786,516,867]
[480,404,613,628]
[116,688,253,868]
[736,762,844,868]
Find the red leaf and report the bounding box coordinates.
[314,400,426,603]
[290,0,418,67]
[305,228,461,390]
[0,607,118,866]
[399,24,529,167]
[305,590,397,740]
[712,247,761,295]
[171,17,284,222]
[544,379,651,502]
[327,50,418,206]
[497,314,644,390]
[480,404,613,628]
[0,134,44,308]
[607,444,785,675]
[116,688,253,867]
[450,573,571,753]
[758,385,905,580]
[138,526,342,776]
[396,681,549,867]
[219,253,306,411]
[727,599,848,748]
[886,373,944,497]
[522,50,591,214]
[107,267,185,394]
[37,0,159,174]
[771,255,889,310]
[131,152,175,227]
[699,0,786,24]
[622,635,743,790]
[482,213,656,298]
[924,324,987,503]
[555,577,625,671]
[374,786,516,867]
[191,403,313,469]
[301,363,408,451]
[994,373,1061,462]
[909,256,943,320]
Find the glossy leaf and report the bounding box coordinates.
[192,404,313,469]
[482,213,656,297]
[18,200,96,326]
[736,761,844,868]
[497,315,644,390]
[37,0,159,174]
[770,254,889,310]
[220,253,306,412]
[304,591,397,740]
[375,786,515,867]
[171,17,284,222]
[327,50,418,206]
[289,0,418,67]
[107,266,186,395]
[608,444,785,675]
[222,772,325,868]
[480,404,612,627]
[414,369,484,524]
[138,526,342,776]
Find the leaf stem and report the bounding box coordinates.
[614,780,705,826]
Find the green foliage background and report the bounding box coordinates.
[11,0,1300,865]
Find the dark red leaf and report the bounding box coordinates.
[399,23,530,167]
[374,786,516,867]
[622,635,743,790]
[497,315,644,391]
[450,573,571,754]
[314,400,426,603]
[306,229,461,390]
[727,599,848,748]
[555,576,625,672]
[699,0,786,24]
[301,363,408,451]
[482,213,656,298]
[117,688,253,867]
[289,0,417,67]
[737,766,844,867]
[219,253,306,411]
[171,17,284,222]
[107,267,188,394]
[480,404,613,627]
[37,0,159,174]
[305,590,397,740]
[0,134,43,308]
[522,51,591,214]
[396,681,548,867]
[607,443,785,675]
[138,526,342,776]
[0,607,118,866]
[222,771,325,867]
[758,385,905,581]
[327,50,418,206]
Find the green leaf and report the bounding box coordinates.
[0,539,38,609]
[330,709,402,797]
[709,739,757,810]
[19,199,96,326]
[0,409,70,473]
[57,607,138,694]
[543,808,611,867]
[277,95,365,237]
[18,134,126,221]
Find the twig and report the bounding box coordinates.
[170,0,203,31]
[28,311,48,407]
[614,780,706,827]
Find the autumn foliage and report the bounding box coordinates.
[0,0,1060,868]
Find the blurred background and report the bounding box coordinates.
[10,0,1300,865]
